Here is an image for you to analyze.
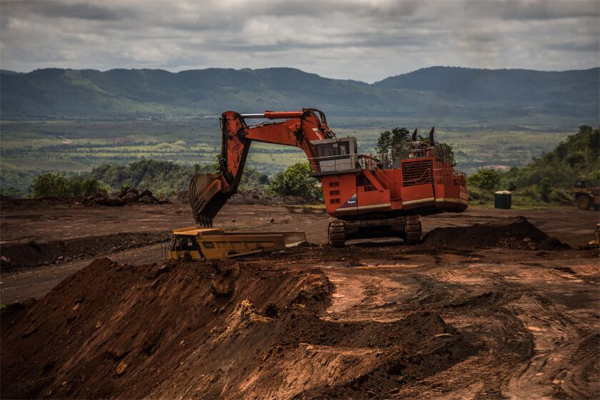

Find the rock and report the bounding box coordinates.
[126,188,139,196]
[297,241,317,248]
[105,196,124,206]
[138,195,157,204]
[116,361,127,375]
[82,195,95,205]
[122,192,138,204]
[139,189,153,198]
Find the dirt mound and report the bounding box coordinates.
[1,258,474,399]
[0,232,170,271]
[422,216,569,250]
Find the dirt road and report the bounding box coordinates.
[1,202,597,305]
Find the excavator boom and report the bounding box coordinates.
[190,108,335,227]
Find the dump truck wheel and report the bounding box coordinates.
[405,216,422,244]
[329,220,346,247]
[577,195,592,210]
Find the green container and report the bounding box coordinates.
[494,191,512,209]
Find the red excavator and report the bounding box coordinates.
[189,108,468,246]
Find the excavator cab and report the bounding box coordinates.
[311,137,359,175]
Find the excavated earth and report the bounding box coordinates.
[1,201,599,399]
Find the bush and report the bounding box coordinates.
[31,174,103,198]
[467,187,494,205]
[267,162,322,202]
[467,169,501,191]
[548,189,573,204]
[32,174,70,198]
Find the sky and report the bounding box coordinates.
[0,0,598,82]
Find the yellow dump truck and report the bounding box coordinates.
[571,180,600,211]
[162,227,307,261]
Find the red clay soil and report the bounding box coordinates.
[1,258,475,400]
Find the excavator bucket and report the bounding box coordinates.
[189,173,233,227]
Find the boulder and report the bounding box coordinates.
[122,192,139,204]
[105,195,125,206]
[138,195,157,204]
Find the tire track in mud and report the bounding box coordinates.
[320,257,598,399]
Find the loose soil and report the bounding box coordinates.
[422,216,569,250]
[1,201,598,399]
[1,231,170,271]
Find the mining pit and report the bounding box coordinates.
[1,198,598,399]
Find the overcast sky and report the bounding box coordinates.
[0,0,598,82]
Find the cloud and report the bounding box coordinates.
[0,0,598,82]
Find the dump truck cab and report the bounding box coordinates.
[169,233,203,261]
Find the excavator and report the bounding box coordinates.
[188,108,468,247]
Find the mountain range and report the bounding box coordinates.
[1,66,598,126]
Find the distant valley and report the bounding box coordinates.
[1,66,598,196]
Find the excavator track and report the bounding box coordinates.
[405,216,422,244]
[329,220,347,248]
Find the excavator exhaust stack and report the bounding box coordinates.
[189,173,231,228]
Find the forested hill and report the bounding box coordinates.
[502,125,599,190]
[1,66,598,126]
[466,125,599,205]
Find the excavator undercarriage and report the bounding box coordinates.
[328,216,422,247]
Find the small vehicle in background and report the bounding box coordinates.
[571,180,600,211]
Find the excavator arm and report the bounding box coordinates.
[189,108,335,227]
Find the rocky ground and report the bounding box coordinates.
[0,199,598,399]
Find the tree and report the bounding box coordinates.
[467,169,501,191]
[267,162,322,202]
[376,127,411,159]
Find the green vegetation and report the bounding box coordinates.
[267,162,322,202]
[1,119,573,197]
[376,127,410,154]
[31,173,103,198]
[468,169,501,191]
[469,126,599,206]
[88,159,268,196]
[16,160,269,199]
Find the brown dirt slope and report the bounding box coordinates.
[1,258,474,400]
